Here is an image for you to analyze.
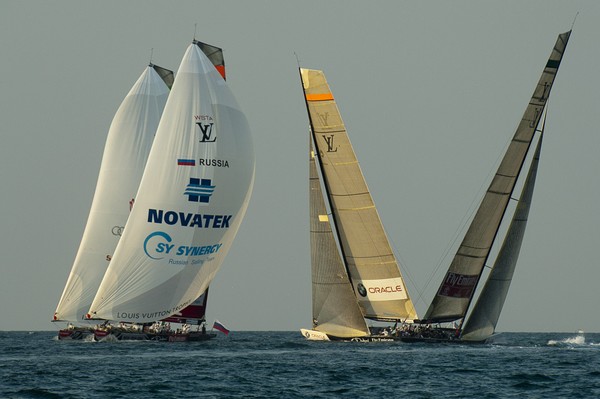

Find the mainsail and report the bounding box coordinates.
[301,68,417,326]
[53,64,172,323]
[309,138,370,338]
[461,127,544,341]
[162,288,209,324]
[87,41,254,323]
[422,30,571,325]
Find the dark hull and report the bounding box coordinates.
[399,336,486,344]
[93,329,217,342]
[57,329,94,340]
[327,335,487,344]
[168,332,217,342]
[328,335,402,342]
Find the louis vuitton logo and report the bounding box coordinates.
[322,134,338,153]
[317,112,329,127]
[197,122,216,143]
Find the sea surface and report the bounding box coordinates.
[0,331,598,398]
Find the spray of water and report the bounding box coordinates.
[547,330,585,346]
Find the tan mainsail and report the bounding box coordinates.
[301,68,417,323]
[423,31,571,324]
[309,140,370,337]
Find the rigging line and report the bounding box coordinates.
[571,12,579,30]
[387,236,422,305]
[419,125,514,300]
[294,52,301,68]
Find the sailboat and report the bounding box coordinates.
[85,39,254,340]
[401,30,571,344]
[53,62,173,340]
[299,68,418,341]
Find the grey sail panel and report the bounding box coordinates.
[194,40,226,80]
[423,31,570,323]
[151,64,174,89]
[309,140,370,338]
[301,68,417,321]
[461,132,543,341]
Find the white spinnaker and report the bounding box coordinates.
[54,66,170,322]
[88,43,255,323]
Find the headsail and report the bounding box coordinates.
[53,64,171,322]
[461,125,544,341]
[300,68,417,322]
[87,42,254,323]
[168,41,225,322]
[423,30,571,324]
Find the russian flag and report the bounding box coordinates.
[177,159,196,166]
[213,320,230,335]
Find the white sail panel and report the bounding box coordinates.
[309,141,370,338]
[301,68,417,321]
[461,133,543,341]
[53,66,170,322]
[88,43,254,322]
[423,31,571,323]
[353,278,409,301]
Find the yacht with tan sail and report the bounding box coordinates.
[298,68,417,341]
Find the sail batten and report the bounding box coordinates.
[423,30,571,325]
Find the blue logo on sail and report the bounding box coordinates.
[184,178,215,203]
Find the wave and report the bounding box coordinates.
[547,330,586,346]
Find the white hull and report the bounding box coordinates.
[300,329,330,341]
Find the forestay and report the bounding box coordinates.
[87,42,254,323]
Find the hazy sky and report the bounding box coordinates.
[1,1,598,332]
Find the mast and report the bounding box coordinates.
[300,68,417,322]
[422,30,571,324]
[299,69,353,287]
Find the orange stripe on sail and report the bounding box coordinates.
[215,65,226,80]
[305,93,334,101]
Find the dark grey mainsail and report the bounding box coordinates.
[301,68,417,328]
[461,125,544,341]
[422,30,571,324]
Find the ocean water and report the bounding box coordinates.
[1,331,599,398]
